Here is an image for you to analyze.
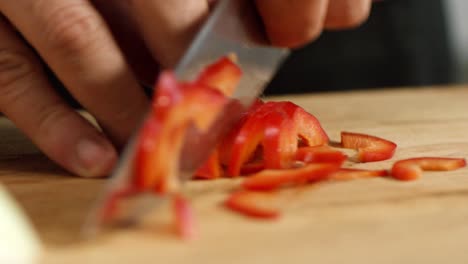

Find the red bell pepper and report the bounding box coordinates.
[341,131,397,162]
[224,191,280,219]
[242,163,341,191]
[391,157,466,181]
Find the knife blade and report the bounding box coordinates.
[82,0,289,237]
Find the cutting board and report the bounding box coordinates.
[1,86,468,264]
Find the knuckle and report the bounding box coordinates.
[327,3,371,29]
[286,26,323,48]
[43,3,103,56]
[36,103,71,137]
[304,22,324,41]
[0,49,34,89]
[341,9,369,28]
[267,21,323,48]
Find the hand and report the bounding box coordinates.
[256,0,373,47]
[0,0,371,178]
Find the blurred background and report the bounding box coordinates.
[265,0,468,95]
[53,0,468,103]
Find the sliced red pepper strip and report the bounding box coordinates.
[176,83,230,131]
[194,149,222,179]
[194,98,266,179]
[341,131,397,162]
[134,116,177,192]
[328,168,388,181]
[296,146,347,164]
[226,103,278,176]
[262,110,297,169]
[218,99,265,167]
[391,157,467,181]
[135,72,229,193]
[224,191,280,219]
[173,194,196,239]
[242,163,341,191]
[196,55,242,96]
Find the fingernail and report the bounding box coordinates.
[75,138,117,177]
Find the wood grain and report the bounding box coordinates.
[1,86,468,264]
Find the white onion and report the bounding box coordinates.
[0,185,41,264]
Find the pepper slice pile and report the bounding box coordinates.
[103,55,467,239]
[220,100,330,176]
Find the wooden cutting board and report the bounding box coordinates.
[1,86,468,264]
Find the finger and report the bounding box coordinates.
[0,17,117,177]
[91,0,160,88]
[255,0,329,48]
[0,0,149,146]
[128,0,210,68]
[324,0,372,29]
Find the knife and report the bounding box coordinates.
[82,0,289,237]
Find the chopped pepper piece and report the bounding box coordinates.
[242,163,340,191]
[341,131,397,162]
[391,157,466,181]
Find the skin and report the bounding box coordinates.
[0,0,371,178]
